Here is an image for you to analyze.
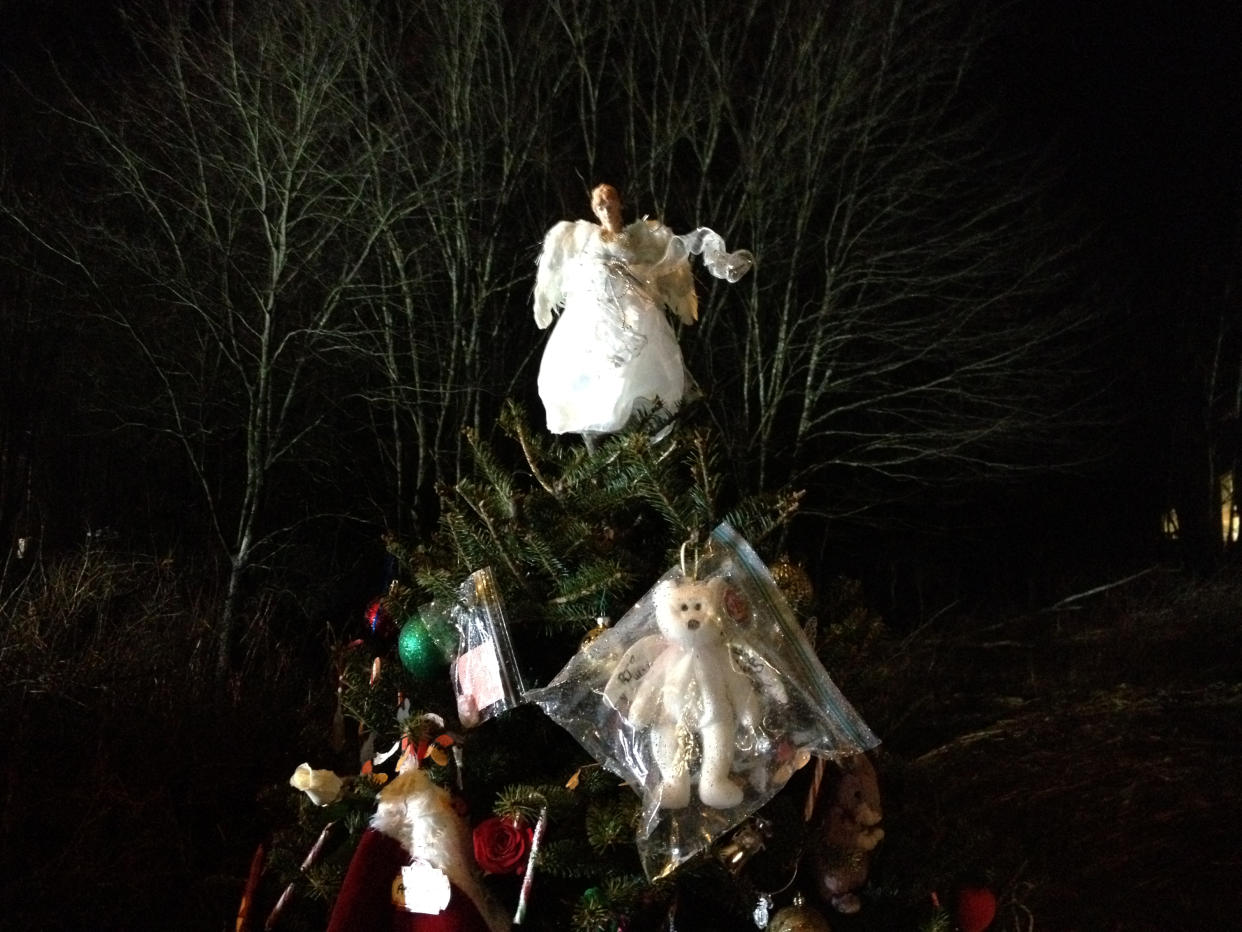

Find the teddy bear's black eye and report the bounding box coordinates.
[693,602,702,611]
[680,602,689,612]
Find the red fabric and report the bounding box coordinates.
[327,828,493,932]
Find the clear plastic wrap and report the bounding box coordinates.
[448,568,525,728]
[525,522,879,879]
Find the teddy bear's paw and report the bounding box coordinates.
[698,779,743,809]
[858,826,885,851]
[658,780,691,809]
[831,893,862,915]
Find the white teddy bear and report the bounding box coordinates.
[604,575,761,809]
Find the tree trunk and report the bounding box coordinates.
[216,554,246,677]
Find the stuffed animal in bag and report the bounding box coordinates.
[810,752,885,915]
[604,575,761,810]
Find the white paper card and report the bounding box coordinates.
[399,858,451,914]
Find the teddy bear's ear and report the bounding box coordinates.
[652,576,682,609]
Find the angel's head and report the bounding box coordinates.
[591,183,623,235]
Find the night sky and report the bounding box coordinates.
[982,0,1242,554]
[5,1,1238,299]
[1004,1,1242,273]
[1008,0,1242,457]
[5,0,1239,261]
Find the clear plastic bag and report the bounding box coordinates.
[449,567,525,728]
[525,522,879,879]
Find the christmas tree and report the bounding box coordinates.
[251,403,890,932]
[235,394,1242,930]
[243,181,964,932]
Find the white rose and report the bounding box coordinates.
[289,762,343,806]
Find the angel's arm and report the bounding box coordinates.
[640,221,699,325]
[533,220,585,329]
[650,223,756,325]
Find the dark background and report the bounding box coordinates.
[2,3,1241,930]
[3,0,1239,592]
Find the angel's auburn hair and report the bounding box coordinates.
[591,183,621,210]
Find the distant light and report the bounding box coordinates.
[1221,473,1239,544]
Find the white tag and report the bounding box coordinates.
[456,639,504,710]
[397,859,452,914]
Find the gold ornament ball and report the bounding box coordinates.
[768,899,832,932]
[580,616,612,649]
[771,556,815,613]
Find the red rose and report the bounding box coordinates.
[472,816,533,875]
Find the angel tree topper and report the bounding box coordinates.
[532,184,753,438]
[604,575,760,810]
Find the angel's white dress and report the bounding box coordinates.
[533,219,752,435]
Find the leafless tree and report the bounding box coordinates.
[5,0,446,671]
[334,1,573,531]
[5,0,1117,658]
[0,282,41,561]
[552,0,1109,521]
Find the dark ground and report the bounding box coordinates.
[2,552,1240,930]
[871,567,1242,931]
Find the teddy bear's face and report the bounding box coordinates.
[655,577,725,648]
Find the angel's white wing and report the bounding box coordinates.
[655,262,698,326]
[602,633,666,713]
[533,219,594,329]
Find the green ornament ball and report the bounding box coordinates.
[397,615,446,679]
[420,607,460,657]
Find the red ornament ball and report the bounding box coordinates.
[364,598,397,640]
[954,884,997,932]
